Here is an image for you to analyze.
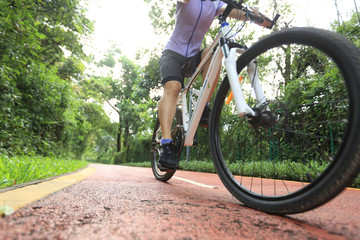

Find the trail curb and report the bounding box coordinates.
[0,167,96,215]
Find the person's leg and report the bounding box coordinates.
[157,50,185,170]
[158,80,182,140]
[157,80,182,170]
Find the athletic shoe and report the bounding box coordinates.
[159,141,178,171]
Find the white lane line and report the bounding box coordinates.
[173,176,218,189]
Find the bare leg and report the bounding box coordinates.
[158,80,182,140]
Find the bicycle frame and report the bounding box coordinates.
[180,21,268,146]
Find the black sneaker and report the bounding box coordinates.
[199,104,211,128]
[159,141,178,171]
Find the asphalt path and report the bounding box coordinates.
[1,163,360,239]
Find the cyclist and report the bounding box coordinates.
[158,0,248,171]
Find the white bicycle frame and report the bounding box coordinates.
[180,22,268,146]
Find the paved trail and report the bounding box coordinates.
[1,164,360,239]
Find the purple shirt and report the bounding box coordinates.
[164,0,225,57]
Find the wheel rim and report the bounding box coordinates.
[214,41,351,200]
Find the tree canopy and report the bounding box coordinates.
[0,0,99,157]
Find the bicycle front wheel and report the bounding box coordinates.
[210,27,360,214]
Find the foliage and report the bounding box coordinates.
[143,0,176,35]
[82,43,161,164]
[114,134,152,164]
[0,0,94,157]
[0,155,88,188]
[332,12,360,48]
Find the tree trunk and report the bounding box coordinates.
[124,119,130,163]
[117,115,122,152]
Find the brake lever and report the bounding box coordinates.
[266,14,280,29]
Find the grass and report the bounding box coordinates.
[0,155,88,189]
[122,160,360,189]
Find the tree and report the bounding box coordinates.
[143,0,176,35]
[0,0,93,157]
[332,12,360,48]
[83,44,158,163]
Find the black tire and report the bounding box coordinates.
[210,27,360,214]
[151,108,182,182]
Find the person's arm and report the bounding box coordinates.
[219,4,246,21]
[178,0,191,3]
[219,4,272,28]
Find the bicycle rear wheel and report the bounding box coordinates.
[210,27,360,214]
[151,108,182,182]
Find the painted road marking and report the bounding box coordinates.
[173,176,218,189]
[0,167,96,212]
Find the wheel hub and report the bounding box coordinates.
[246,108,276,129]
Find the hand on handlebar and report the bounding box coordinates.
[250,7,273,28]
[218,0,280,29]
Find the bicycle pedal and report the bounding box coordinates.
[158,163,177,172]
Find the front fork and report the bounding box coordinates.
[223,46,268,116]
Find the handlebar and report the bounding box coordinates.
[218,0,280,29]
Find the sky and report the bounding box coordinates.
[84,0,164,61]
[84,0,357,62]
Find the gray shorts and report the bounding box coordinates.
[159,49,202,87]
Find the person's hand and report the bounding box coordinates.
[251,7,272,28]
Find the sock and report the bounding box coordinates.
[161,138,172,145]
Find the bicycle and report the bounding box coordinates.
[151,0,360,214]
